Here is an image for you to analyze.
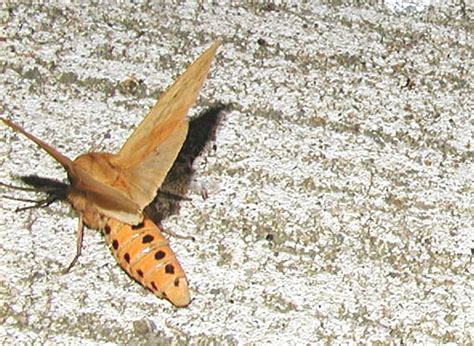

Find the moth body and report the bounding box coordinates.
[2,40,221,307]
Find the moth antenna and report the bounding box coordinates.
[86,131,109,153]
[1,176,69,212]
[0,181,40,192]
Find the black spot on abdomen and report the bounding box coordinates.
[142,234,154,243]
[154,251,165,260]
[165,264,175,274]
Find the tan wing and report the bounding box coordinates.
[112,40,221,209]
[1,118,142,221]
[2,117,75,171]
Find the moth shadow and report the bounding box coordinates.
[146,103,228,224]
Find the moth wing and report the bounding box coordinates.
[2,117,75,172]
[116,121,188,208]
[113,40,221,209]
[1,118,142,223]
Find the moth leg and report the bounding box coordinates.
[144,207,195,241]
[161,226,195,241]
[2,194,62,212]
[159,190,192,201]
[64,215,84,273]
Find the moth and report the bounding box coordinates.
[1,40,221,307]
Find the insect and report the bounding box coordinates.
[1,40,221,307]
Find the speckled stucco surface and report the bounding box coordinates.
[0,2,473,344]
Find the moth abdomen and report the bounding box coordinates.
[104,218,190,307]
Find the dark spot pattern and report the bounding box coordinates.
[154,251,165,260]
[124,253,130,263]
[112,240,119,250]
[165,264,175,274]
[137,269,144,278]
[104,225,111,235]
[142,234,154,243]
[174,278,180,287]
[151,281,157,290]
[132,221,145,230]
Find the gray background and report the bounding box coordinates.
[1,2,472,344]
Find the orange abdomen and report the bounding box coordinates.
[103,217,190,307]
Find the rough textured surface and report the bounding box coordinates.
[1,2,472,344]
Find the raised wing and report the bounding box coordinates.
[112,40,221,209]
[2,118,75,171]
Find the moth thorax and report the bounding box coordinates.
[74,152,120,186]
[67,192,107,230]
